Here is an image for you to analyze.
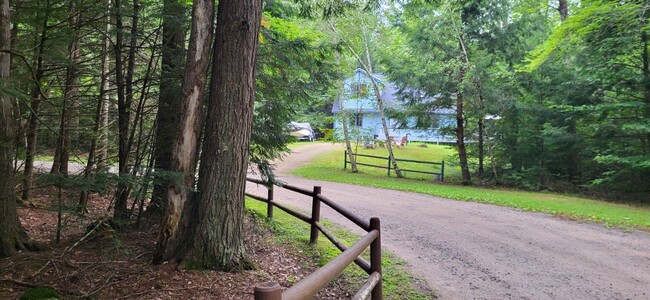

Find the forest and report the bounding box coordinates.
[0,0,649,295]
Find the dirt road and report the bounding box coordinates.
[246,143,650,299]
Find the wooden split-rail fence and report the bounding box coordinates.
[344,150,445,182]
[245,177,383,300]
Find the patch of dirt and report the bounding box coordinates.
[0,187,356,299]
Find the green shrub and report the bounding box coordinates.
[320,128,334,141]
[20,287,61,300]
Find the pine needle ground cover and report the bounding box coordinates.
[0,186,360,299]
[293,143,650,230]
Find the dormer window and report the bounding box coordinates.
[353,83,368,96]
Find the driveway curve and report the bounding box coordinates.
[246,143,650,299]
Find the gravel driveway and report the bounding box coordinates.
[246,143,650,299]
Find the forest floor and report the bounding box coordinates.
[0,187,357,299]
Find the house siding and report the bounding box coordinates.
[333,69,456,144]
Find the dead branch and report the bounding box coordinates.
[62,218,107,254]
[27,260,52,279]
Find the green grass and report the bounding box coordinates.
[246,199,434,299]
[336,142,461,181]
[292,143,650,230]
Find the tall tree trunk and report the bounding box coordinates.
[456,91,471,184]
[52,0,81,176]
[477,85,485,179]
[329,21,402,177]
[96,1,112,172]
[455,59,471,184]
[177,0,262,269]
[334,52,357,172]
[22,3,49,201]
[113,0,139,222]
[558,0,568,21]
[0,0,36,257]
[367,74,403,178]
[149,0,188,214]
[360,20,402,178]
[475,77,485,179]
[339,95,358,172]
[455,33,472,184]
[153,0,213,263]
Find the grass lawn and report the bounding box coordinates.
[334,142,461,181]
[246,199,433,299]
[292,143,650,230]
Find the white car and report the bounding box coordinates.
[289,122,315,142]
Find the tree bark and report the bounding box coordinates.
[153,0,213,263]
[96,2,112,172]
[456,64,471,184]
[79,0,112,211]
[178,0,262,269]
[1,0,36,257]
[367,73,403,178]
[149,0,188,214]
[558,0,568,22]
[359,21,403,178]
[328,21,402,177]
[339,95,358,172]
[335,51,357,172]
[456,92,471,184]
[21,2,49,201]
[113,0,139,222]
[52,0,81,176]
[455,32,472,184]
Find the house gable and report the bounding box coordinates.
[332,69,455,143]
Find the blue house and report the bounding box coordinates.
[332,69,455,143]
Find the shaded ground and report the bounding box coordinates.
[247,142,650,299]
[0,186,356,299]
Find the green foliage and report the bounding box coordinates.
[320,128,334,141]
[381,0,650,196]
[251,3,339,179]
[20,287,61,300]
[290,144,650,229]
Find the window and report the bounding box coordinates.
[353,83,368,96]
[353,113,363,127]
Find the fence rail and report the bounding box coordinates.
[246,178,382,300]
[344,150,445,182]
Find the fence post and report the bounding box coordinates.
[309,186,322,244]
[441,161,445,182]
[370,217,383,300]
[344,150,347,170]
[267,184,274,219]
[254,281,282,300]
[386,156,391,177]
